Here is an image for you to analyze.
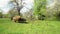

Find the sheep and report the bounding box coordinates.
[11,16,26,23]
[11,16,21,22]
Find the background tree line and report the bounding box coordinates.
[33,0,60,20]
[0,0,60,21]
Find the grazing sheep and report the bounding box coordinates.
[11,16,26,23]
[12,16,21,22]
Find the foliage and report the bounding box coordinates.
[0,12,3,18]
[8,8,18,17]
[10,0,23,16]
[33,0,60,20]
[47,0,60,20]
[33,0,46,20]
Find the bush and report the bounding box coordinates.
[55,11,60,20]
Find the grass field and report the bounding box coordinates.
[0,18,60,34]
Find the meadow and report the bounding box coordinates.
[0,18,60,34]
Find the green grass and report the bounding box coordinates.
[0,18,60,34]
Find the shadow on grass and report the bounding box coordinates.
[17,18,28,24]
[18,21,28,24]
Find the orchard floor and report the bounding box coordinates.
[0,18,60,34]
